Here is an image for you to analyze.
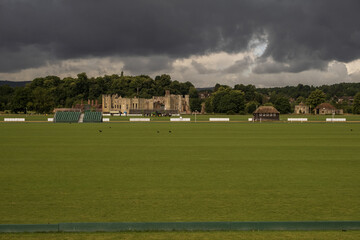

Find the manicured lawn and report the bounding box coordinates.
[1,231,360,240]
[0,122,359,225]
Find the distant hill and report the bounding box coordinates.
[0,80,31,87]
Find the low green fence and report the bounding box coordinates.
[0,224,58,233]
[1,221,360,233]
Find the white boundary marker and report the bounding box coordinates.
[130,118,150,122]
[4,118,25,122]
[170,118,191,122]
[103,118,110,122]
[288,118,308,122]
[209,118,230,122]
[326,118,346,122]
[48,118,54,122]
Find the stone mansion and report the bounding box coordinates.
[102,90,191,114]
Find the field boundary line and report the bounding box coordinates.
[1,221,359,233]
[1,120,360,123]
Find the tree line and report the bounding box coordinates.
[0,73,196,114]
[204,83,360,114]
[1,73,360,114]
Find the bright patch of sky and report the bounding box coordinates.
[346,59,360,74]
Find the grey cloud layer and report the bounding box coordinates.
[1,0,360,73]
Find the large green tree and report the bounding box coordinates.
[204,98,213,113]
[353,92,360,114]
[306,89,326,109]
[10,87,31,113]
[0,85,14,111]
[189,87,202,112]
[211,87,245,114]
[274,97,292,114]
[245,101,259,114]
[190,98,202,112]
[31,87,55,113]
[75,73,90,99]
[234,84,257,102]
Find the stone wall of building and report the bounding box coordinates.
[294,103,310,114]
[102,90,190,114]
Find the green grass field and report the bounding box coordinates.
[1,231,360,240]
[2,113,360,122]
[0,122,359,238]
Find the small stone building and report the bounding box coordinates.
[314,103,343,115]
[294,102,310,114]
[253,106,280,121]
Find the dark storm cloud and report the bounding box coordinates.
[258,1,360,73]
[223,57,253,74]
[0,45,54,72]
[191,60,216,74]
[253,57,329,74]
[122,55,174,73]
[1,0,360,73]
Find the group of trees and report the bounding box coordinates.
[1,72,360,114]
[257,83,360,114]
[256,83,360,100]
[204,86,246,114]
[203,82,360,114]
[354,92,360,114]
[204,84,293,114]
[0,73,196,113]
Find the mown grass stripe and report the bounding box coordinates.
[1,221,359,233]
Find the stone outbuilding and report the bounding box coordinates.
[294,102,310,114]
[314,103,343,115]
[253,106,280,121]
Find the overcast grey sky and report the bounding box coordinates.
[1,0,360,87]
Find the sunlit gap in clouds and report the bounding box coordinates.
[346,59,360,75]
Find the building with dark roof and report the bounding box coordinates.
[314,103,343,115]
[253,106,280,121]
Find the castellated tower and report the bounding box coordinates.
[102,94,112,113]
[184,94,190,113]
[164,90,171,111]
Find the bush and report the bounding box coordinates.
[245,101,258,114]
[226,110,236,115]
